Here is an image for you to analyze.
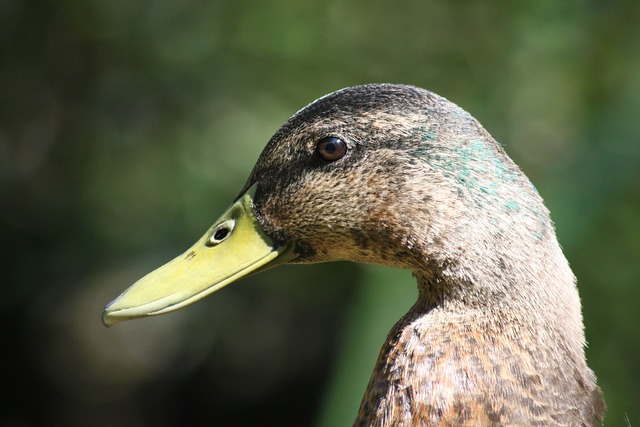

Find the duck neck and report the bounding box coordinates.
[354,266,604,426]
[407,236,584,344]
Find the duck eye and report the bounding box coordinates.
[316,137,347,162]
[206,220,235,247]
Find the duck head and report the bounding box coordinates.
[103,84,571,327]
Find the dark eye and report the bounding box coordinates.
[316,137,347,162]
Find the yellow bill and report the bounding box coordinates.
[102,185,296,326]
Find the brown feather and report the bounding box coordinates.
[241,84,605,425]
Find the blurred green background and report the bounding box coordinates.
[2,0,639,425]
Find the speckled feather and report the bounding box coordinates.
[241,84,605,426]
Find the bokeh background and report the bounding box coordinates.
[2,1,639,425]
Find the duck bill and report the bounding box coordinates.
[102,185,296,327]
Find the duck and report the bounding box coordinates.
[103,84,606,426]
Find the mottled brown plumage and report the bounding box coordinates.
[242,84,605,425]
[105,84,605,425]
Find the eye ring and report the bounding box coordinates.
[316,137,347,162]
[206,220,235,247]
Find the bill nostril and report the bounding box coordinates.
[206,220,235,247]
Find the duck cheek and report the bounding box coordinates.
[253,197,356,261]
